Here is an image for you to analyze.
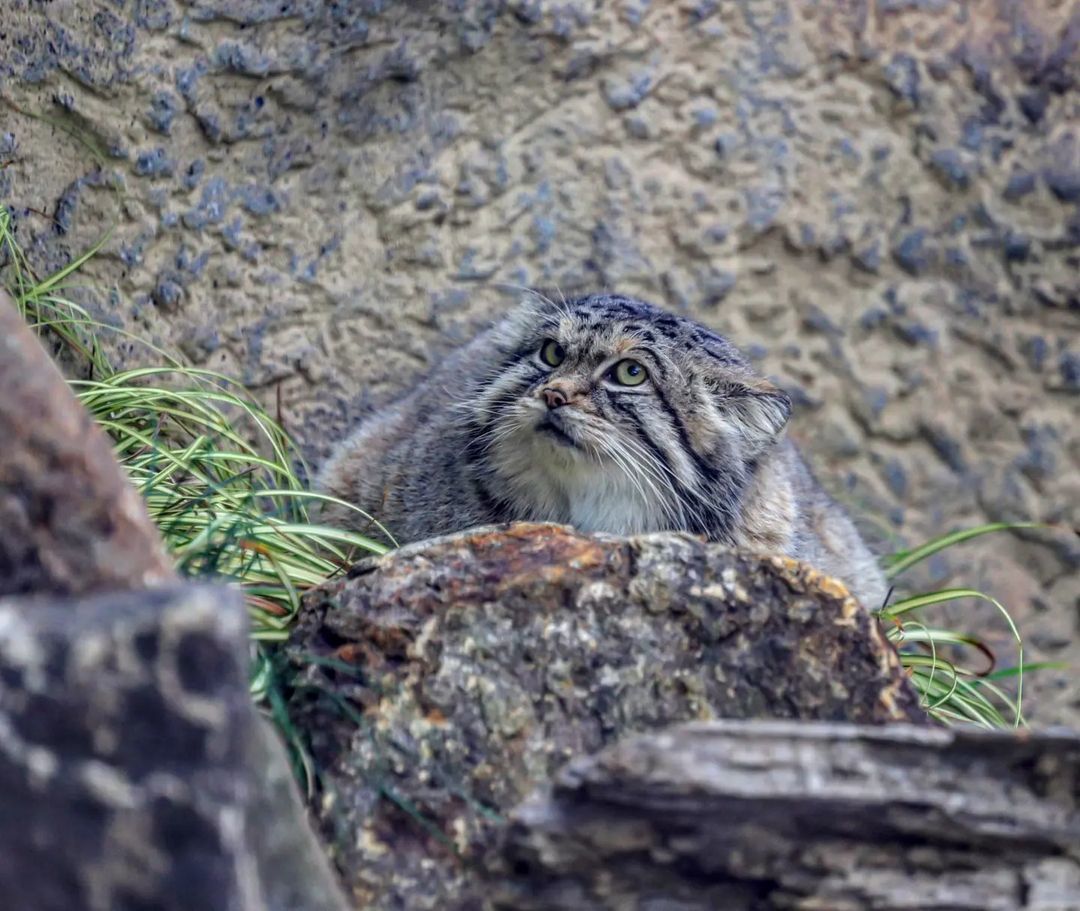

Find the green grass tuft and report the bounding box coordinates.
[878,523,1051,728]
[2,205,389,642]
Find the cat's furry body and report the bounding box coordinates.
[319,294,887,608]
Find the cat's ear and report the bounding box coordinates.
[502,291,561,338]
[518,289,564,320]
[714,378,791,452]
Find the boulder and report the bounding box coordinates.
[0,583,350,911]
[0,292,176,597]
[492,720,1080,911]
[285,523,924,909]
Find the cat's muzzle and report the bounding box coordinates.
[534,411,579,449]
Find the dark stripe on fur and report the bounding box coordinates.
[650,384,722,485]
[469,470,515,522]
[606,397,677,481]
[608,396,743,539]
[604,396,714,534]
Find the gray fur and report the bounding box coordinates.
[318,293,887,608]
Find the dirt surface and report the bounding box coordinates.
[0,2,1076,720]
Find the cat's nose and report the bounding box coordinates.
[541,386,569,409]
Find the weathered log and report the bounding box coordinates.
[0,583,350,911]
[286,523,925,909]
[0,292,176,596]
[491,720,1080,911]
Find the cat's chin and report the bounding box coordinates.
[534,413,580,450]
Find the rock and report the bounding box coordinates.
[1003,170,1038,200]
[1045,166,1080,204]
[1060,352,1080,392]
[1018,89,1050,125]
[883,52,921,105]
[0,583,350,911]
[284,523,924,910]
[0,293,176,597]
[247,714,354,911]
[892,228,935,275]
[491,720,1080,911]
[928,147,972,189]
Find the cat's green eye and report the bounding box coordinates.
[540,339,566,367]
[611,359,648,387]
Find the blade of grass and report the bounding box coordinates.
[884,587,1023,727]
[883,522,1043,580]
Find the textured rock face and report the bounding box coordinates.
[285,523,924,909]
[491,720,1080,911]
[0,1,1077,723]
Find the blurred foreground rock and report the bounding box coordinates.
[0,292,175,597]
[492,720,1080,911]
[0,584,350,911]
[0,300,347,911]
[286,523,925,909]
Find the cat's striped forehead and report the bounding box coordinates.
[528,293,747,367]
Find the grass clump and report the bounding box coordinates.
[877,523,1052,728]
[2,206,389,644]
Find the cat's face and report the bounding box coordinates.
[465,294,791,535]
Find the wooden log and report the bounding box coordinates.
[492,720,1080,910]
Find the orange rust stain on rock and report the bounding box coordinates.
[799,568,851,604]
[424,707,448,725]
[468,522,569,551]
[821,577,854,603]
[772,556,804,575]
[332,643,368,665]
[453,525,612,595]
[365,625,416,657]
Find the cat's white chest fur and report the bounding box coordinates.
[563,465,655,535]
[492,428,665,535]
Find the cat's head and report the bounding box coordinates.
[465,293,791,534]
